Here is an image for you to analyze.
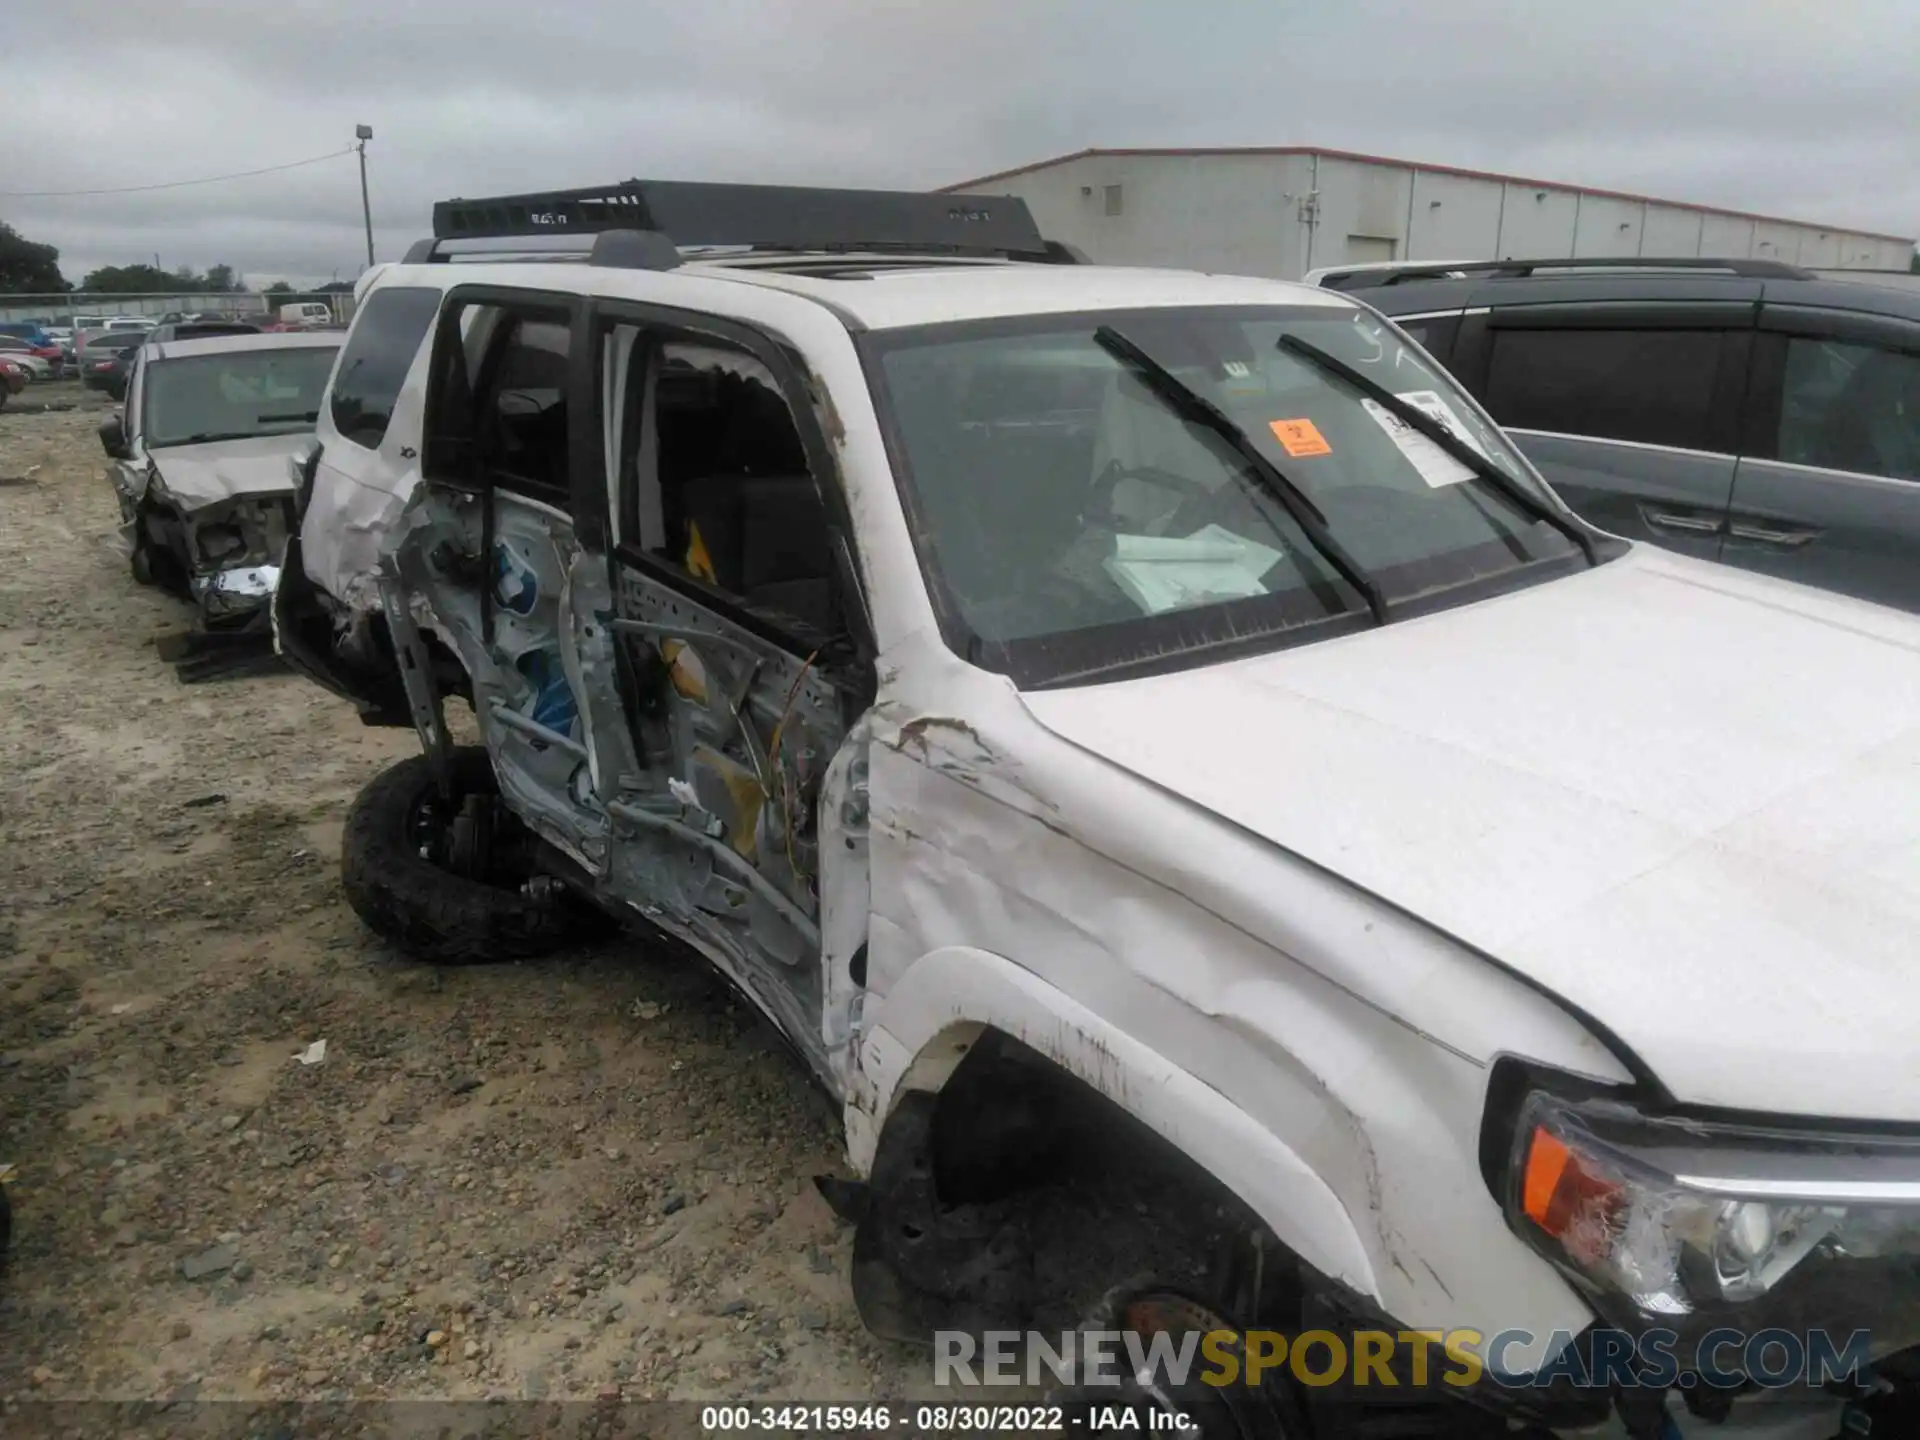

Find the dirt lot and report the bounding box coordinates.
[0,385,917,1404]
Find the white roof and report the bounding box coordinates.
[706,260,1356,329]
[368,256,1356,332]
[146,332,343,363]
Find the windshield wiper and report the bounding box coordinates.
[1274,334,1599,567]
[1092,326,1388,625]
[256,411,318,424]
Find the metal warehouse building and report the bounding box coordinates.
[942,146,1916,281]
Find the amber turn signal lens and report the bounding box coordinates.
[1523,1127,1572,1227]
[1521,1124,1624,1261]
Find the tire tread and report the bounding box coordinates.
[341,747,593,965]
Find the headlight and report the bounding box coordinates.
[1500,1084,1920,1368]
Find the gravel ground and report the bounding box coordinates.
[0,386,919,1404]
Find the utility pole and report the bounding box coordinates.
[355,124,375,270]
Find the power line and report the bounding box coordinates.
[0,147,357,199]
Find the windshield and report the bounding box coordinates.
[144,347,340,448]
[865,304,1592,685]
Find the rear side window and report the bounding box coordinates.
[329,285,441,449]
[1482,327,1724,451]
[475,317,573,503]
[423,300,575,507]
[1777,337,1920,482]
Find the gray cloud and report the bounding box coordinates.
[5,0,1915,286]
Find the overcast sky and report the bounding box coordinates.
[5,0,1917,287]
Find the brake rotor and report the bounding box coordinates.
[445,794,493,880]
[1122,1290,1237,1339]
[1109,1289,1302,1440]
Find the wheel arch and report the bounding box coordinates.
[850,944,1381,1307]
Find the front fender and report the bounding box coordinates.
[849,943,1381,1304]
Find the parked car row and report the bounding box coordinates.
[87,183,1920,1438]
[0,332,66,380]
[2,303,342,380]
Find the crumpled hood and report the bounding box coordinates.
[150,432,312,512]
[1021,547,1920,1123]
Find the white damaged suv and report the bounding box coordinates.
[275,181,1920,1440]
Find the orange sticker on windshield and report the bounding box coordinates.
[1269,418,1331,457]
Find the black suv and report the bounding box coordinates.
[1330,258,1920,613]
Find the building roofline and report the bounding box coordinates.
[940,146,1916,247]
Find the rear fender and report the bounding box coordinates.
[271,532,410,724]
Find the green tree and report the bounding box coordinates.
[204,263,241,293]
[81,263,189,294]
[0,220,70,294]
[1910,250,1918,274]
[263,280,295,296]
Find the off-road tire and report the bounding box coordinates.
[341,746,598,965]
[130,538,154,586]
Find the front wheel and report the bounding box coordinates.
[341,746,604,964]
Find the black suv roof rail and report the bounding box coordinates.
[401,178,1077,269]
[1323,256,1816,290]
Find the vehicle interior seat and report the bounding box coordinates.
[672,374,839,634]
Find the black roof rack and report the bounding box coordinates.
[404,178,1072,268]
[1324,256,1815,290]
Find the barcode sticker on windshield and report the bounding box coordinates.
[1395,390,1489,458]
[1269,418,1331,457]
[1362,398,1474,488]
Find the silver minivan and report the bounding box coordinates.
[1339,258,1920,613]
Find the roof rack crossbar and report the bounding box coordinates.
[1355,256,1814,287]
[405,178,1073,267]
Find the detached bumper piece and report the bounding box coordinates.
[158,564,287,684]
[196,563,280,621]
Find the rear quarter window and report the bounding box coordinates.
[328,286,443,449]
